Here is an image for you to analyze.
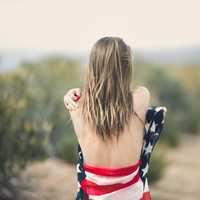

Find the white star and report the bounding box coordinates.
[144,178,149,192]
[162,107,167,112]
[144,142,153,155]
[161,117,165,124]
[76,163,81,173]
[77,182,81,189]
[142,163,149,177]
[145,122,150,130]
[155,106,167,114]
[150,121,156,132]
[154,132,159,137]
[142,141,146,153]
[142,140,146,149]
[144,126,147,134]
[155,107,163,112]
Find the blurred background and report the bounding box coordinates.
[0,0,200,200]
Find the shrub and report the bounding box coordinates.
[0,71,48,198]
[148,146,168,184]
[57,134,77,164]
[160,114,181,147]
[0,56,82,196]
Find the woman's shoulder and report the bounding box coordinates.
[132,86,150,123]
[133,86,150,106]
[136,85,150,92]
[134,86,150,98]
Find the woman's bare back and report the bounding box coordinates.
[69,86,150,168]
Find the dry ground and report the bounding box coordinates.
[151,134,200,200]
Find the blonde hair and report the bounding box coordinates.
[80,36,134,141]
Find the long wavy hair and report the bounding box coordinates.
[80,36,134,141]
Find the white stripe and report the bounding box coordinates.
[88,177,143,200]
[85,167,139,185]
[144,178,150,192]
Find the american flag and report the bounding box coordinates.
[75,106,167,200]
[81,159,145,199]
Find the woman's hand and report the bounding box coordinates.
[64,88,81,111]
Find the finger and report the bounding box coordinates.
[65,88,81,102]
[65,97,78,111]
[64,96,68,107]
[64,95,70,106]
[70,92,78,101]
[64,100,74,111]
[73,95,80,102]
[67,96,78,109]
[65,89,75,98]
[72,88,81,101]
[74,88,81,96]
[64,96,74,110]
[67,103,74,110]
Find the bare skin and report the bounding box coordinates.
[64,86,150,168]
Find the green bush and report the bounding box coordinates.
[182,94,200,134]
[0,71,48,197]
[0,56,81,198]
[148,146,168,184]
[57,134,77,164]
[160,114,181,147]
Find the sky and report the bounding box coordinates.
[0,0,200,53]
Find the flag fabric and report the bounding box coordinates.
[81,159,143,199]
[75,106,167,200]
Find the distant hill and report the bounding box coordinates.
[135,45,200,67]
[0,45,200,73]
[0,50,43,73]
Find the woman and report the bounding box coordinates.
[64,36,167,200]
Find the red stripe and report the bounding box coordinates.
[83,159,141,177]
[140,191,151,200]
[81,171,140,195]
